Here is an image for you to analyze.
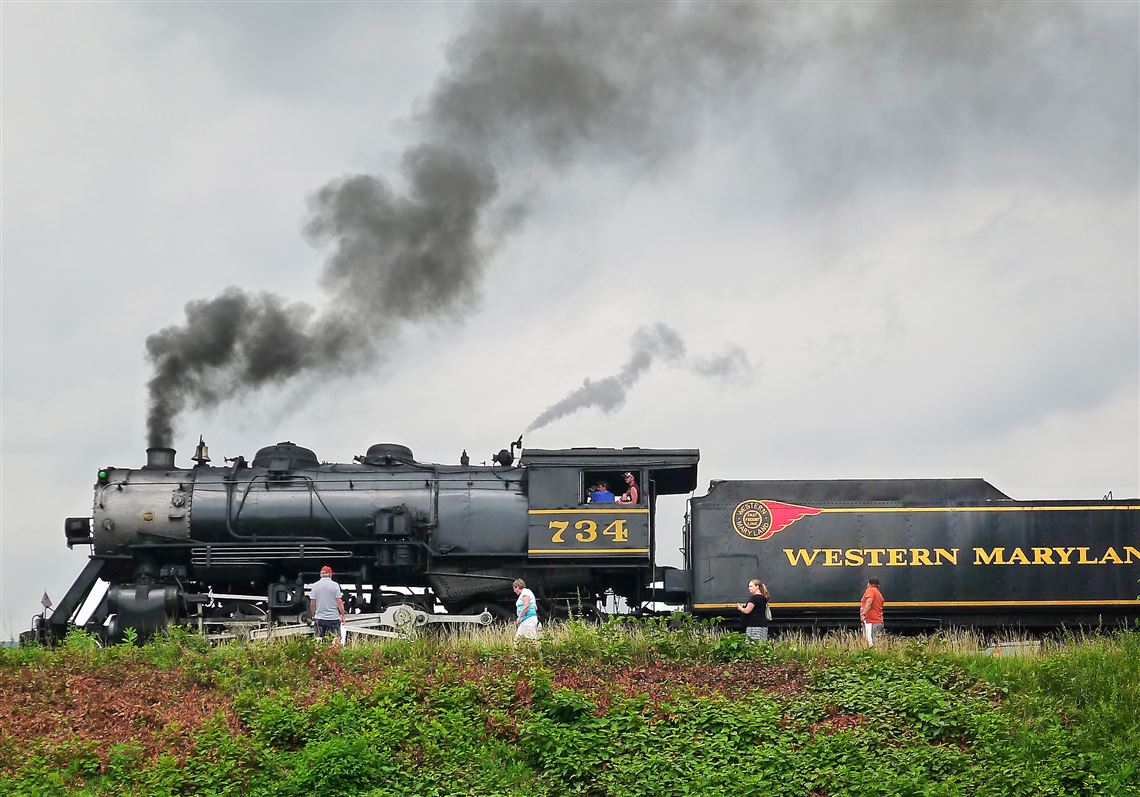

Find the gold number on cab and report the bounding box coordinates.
[574,519,598,543]
[601,519,629,542]
[549,517,629,545]
[549,520,569,543]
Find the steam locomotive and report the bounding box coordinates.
[28,438,1140,643]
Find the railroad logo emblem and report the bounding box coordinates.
[141,510,155,522]
[732,500,822,541]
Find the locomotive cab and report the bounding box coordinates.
[519,448,698,577]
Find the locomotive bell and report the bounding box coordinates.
[191,435,210,466]
[493,448,513,467]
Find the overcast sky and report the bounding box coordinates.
[2,2,1137,638]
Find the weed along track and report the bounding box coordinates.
[1,626,1137,796]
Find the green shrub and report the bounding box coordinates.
[238,692,308,749]
[3,629,1139,796]
[274,735,398,796]
[711,630,755,661]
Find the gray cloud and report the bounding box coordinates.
[146,1,1136,446]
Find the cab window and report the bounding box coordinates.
[581,470,624,504]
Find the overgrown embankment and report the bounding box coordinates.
[1,622,1138,797]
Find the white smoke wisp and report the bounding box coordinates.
[526,324,752,432]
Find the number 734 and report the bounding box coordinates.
[549,519,629,544]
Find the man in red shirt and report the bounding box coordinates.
[860,577,885,647]
[618,472,640,504]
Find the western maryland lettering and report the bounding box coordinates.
[722,500,1140,569]
[784,548,960,567]
[784,546,1140,567]
[974,546,1139,565]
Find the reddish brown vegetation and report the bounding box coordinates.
[0,660,239,765]
[807,705,867,735]
[0,652,806,770]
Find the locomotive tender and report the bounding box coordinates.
[684,479,1139,629]
[33,438,1140,643]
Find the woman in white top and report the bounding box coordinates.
[512,578,539,640]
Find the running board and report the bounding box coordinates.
[243,605,493,641]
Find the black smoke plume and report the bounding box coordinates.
[147,3,777,447]
[146,2,1125,446]
[145,291,362,448]
[526,324,752,433]
[146,145,496,447]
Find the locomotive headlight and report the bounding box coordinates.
[64,516,94,547]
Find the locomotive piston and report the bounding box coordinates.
[105,582,183,641]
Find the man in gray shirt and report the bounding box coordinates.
[309,565,346,641]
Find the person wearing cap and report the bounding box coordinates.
[860,577,885,647]
[617,472,640,504]
[310,565,346,642]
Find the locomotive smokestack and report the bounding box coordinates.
[144,447,177,470]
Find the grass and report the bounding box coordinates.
[1,622,1137,796]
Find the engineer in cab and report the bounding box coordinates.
[618,472,640,503]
